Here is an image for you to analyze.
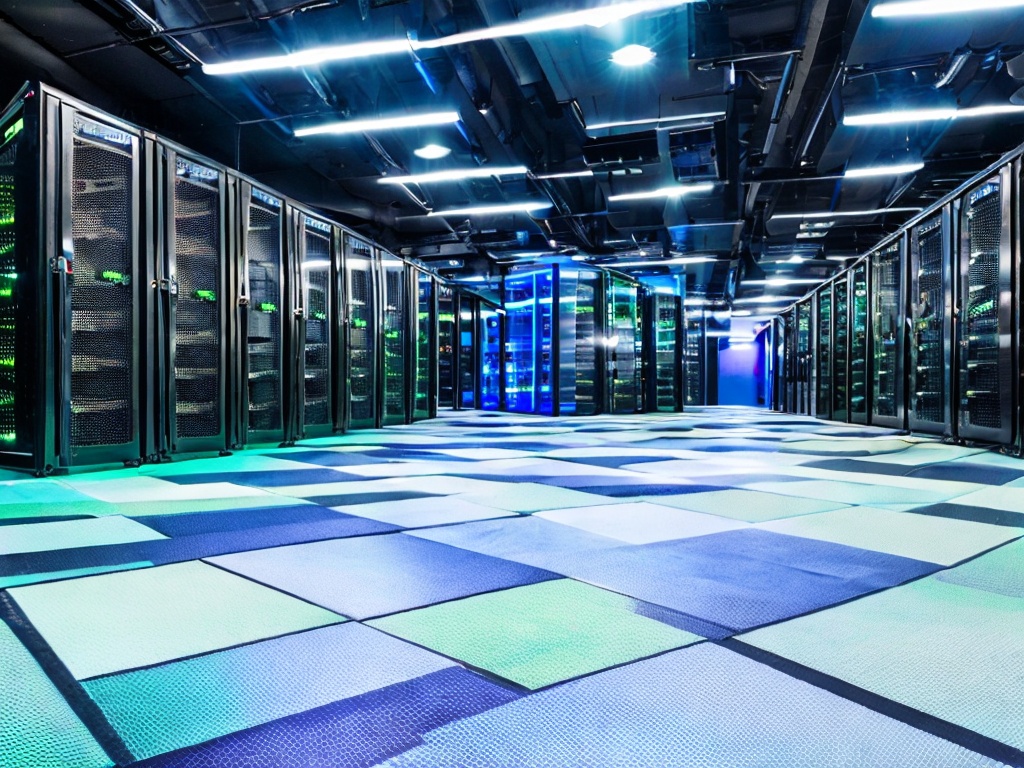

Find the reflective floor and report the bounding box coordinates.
[3,407,1023,767]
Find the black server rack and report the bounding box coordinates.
[815,284,833,420]
[480,300,502,411]
[908,211,952,434]
[795,299,812,415]
[683,309,705,406]
[849,262,870,424]
[458,293,478,410]
[503,269,557,414]
[956,171,1014,445]
[380,251,409,426]
[412,268,436,421]
[606,274,643,414]
[289,209,336,439]
[645,290,683,412]
[869,240,907,429]
[345,234,378,429]
[235,181,288,447]
[832,274,849,422]
[770,316,784,412]
[149,139,230,458]
[0,85,144,473]
[437,284,456,409]
[557,267,602,416]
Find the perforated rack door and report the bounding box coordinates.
[909,213,950,433]
[832,275,849,422]
[412,270,434,421]
[608,276,641,414]
[345,237,377,429]
[458,295,477,411]
[684,309,704,406]
[171,158,223,447]
[869,240,906,429]
[437,284,456,409]
[380,253,408,426]
[480,302,502,412]
[571,271,600,415]
[302,217,332,432]
[816,287,832,419]
[849,264,869,424]
[502,273,537,413]
[66,112,139,461]
[0,114,19,452]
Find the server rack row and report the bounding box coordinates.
[775,148,1022,450]
[0,83,443,474]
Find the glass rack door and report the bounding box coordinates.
[653,293,681,411]
[684,309,704,406]
[345,236,377,429]
[909,214,950,433]
[816,287,832,419]
[870,241,905,428]
[480,303,501,411]
[380,253,408,426]
[459,297,477,409]
[795,301,810,415]
[413,271,434,420]
[437,285,455,409]
[301,216,332,435]
[503,272,538,413]
[850,264,869,423]
[832,276,849,421]
[608,277,641,413]
[0,110,19,453]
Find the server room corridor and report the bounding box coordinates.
[3,406,1023,768]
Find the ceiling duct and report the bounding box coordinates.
[583,130,660,170]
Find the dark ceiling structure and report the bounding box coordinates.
[2,0,1024,315]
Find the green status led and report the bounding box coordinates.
[258,302,277,313]
[100,270,131,286]
[194,289,217,302]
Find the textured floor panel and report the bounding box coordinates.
[756,507,1021,566]
[905,463,1024,485]
[9,561,343,679]
[745,479,954,506]
[942,486,1024,513]
[166,468,370,488]
[0,516,165,555]
[209,533,557,620]
[935,538,1024,597]
[60,477,282,504]
[455,483,627,513]
[559,528,938,631]
[134,666,520,768]
[0,500,122,521]
[382,643,1001,768]
[334,496,516,527]
[535,502,746,544]
[270,449,391,467]
[370,579,701,689]
[136,505,350,537]
[0,618,113,768]
[142,455,322,477]
[107,495,316,518]
[741,577,1024,752]
[907,502,1024,529]
[0,562,155,589]
[83,623,454,761]
[0,480,98,505]
[644,488,848,522]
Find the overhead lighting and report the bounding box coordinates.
[414,144,452,160]
[872,0,1024,17]
[427,202,553,217]
[844,104,1024,127]
[613,255,715,267]
[295,111,460,137]
[608,183,714,201]
[786,255,806,263]
[845,162,924,178]
[204,0,691,76]
[587,111,725,131]
[611,44,655,67]
[733,296,795,304]
[535,169,594,179]
[379,166,527,185]
[771,207,921,220]
[743,278,822,286]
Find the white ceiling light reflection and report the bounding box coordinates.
[611,44,655,66]
[414,144,452,160]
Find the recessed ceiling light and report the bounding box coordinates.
[379,166,528,185]
[295,111,460,137]
[872,0,1024,17]
[845,162,925,178]
[427,202,553,217]
[608,182,714,201]
[414,144,452,160]
[534,169,594,179]
[611,44,655,67]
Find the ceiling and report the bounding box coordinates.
[2,0,1024,314]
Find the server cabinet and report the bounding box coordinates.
[558,268,602,416]
[780,309,796,412]
[480,301,502,411]
[646,291,683,412]
[380,251,409,426]
[503,269,556,414]
[437,284,456,408]
[458,294,478,409]
[869,240,906,429]
[235,182,287,446]
[0,85,145,473]
[290,210,336,439]
[815,285,833,420]
[684,309,706,406]
[832,274,849,422]
[849,262,869,424]
[607,275,643,414]
[770,316,784,411]
[412,269,436,421]
[150,142,229,457]
[345,235,378,429]
[795,299,812,415]
[956,172,1014,444]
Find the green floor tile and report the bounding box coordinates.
[646,488,848,522]
[746,479,952,506]
[936,538,1024,597]
[140,454,316,477]
[741,577,1024,751]
[0,516,165,555]
[0,480,96,505]
[369,579,700,689]
[0,499,122,521]
[0,620,112,768]
[0,562,154,589]
[757,507,1021,566]
[9,561,344,680]
[60,477,278,504]
[457,483,626,514]
[945,486,1024,513]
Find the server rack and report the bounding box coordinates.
[683,309,706,406]
[645,289,683,412]
[795,299,812,415]
[289,208,337,439]
[437,284,456,409]
[380,251,409,426]
[558,268,602,416]
[148,138,230,458]
[503,269,555,414]
[480,301,502,411]
[832,273,850,422]
[345,234,378,430]
[781,308,798,413]
[458,294,478,409]
[956,170,1014,444]
[606,274,643,414]
[868,239,906,429]
[0,84,144,473]
[815,284,833,420]
[849,261,869,424]
[770,316,784,412]
[908,210,953,434]
[412,268,436,421]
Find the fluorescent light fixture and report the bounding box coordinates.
[743,278,822,286]
[414,144,451,159]
[728,335,756,343]
[535,169,594,179]
[733,296,795,304]
[295,111,460,137]
[844,104,1024,127]
[427,202,552,217]
[771,207,921,220]
[378,166,527,185]
[587,111,725,130]
[732,310,753,316]
[571,254,589,261]
[609,183,714,201]
[205,0,690,75]
[872,0,1024,16]
[787,255,806,264]
[611,44,655,66]
[845,161,924,178]
[796,231,827,239]
[613,255,715,267]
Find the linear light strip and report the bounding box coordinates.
[427,202,552,217]
[771,207,921,220]
[586,111,726,130]
[844,161,924,178]
[378,166,528,184]
[608,183,714,201]
[844,104,1024,127]
[295,111,460,137]
[873,0,1024,16]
